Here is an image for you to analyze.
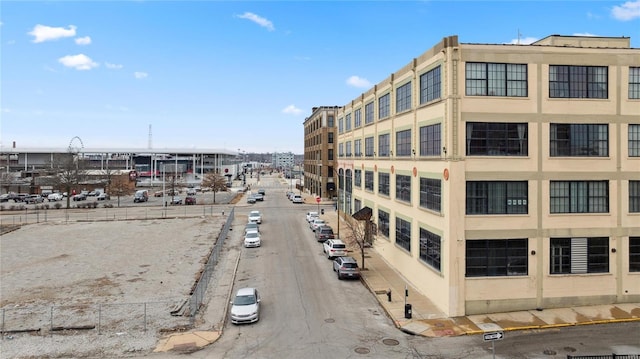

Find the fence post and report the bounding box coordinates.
[144,303,147,332]
[50,306,54,335]
[98,304,102,335]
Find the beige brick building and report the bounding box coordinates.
[334,35,640,316]
[303,106,340,199]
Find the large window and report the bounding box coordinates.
[364,171,374,191]
[354,169,362,188]
[378,93,390,119]
[378,210,390,238]
[466,181,528,214]
[420,123,441,156]
[345,141,352,157]
[328,132,334,144]
[354,109,362,128]
[630,67,640,99]
[396,129,412,156]
[550,237,609,274]
[365,101,374,124]
[420,178,441,212]
[630,237,640,272]
[550,181,609,213]
[365,137,374,157]
[328,115,334,128]
[338,118,343,133]
[345,113,352,131]
[466,62,527,97]
[419,228,441,272]
[630,181,640,213]
[465,239,528,277]
[395,217,411,252]
[396,82,412,113]
[328,149,334,161]
[396,174,411,203]
[466,122,528,156]
[549,65,608,99]
[338,143,344,157]
[420,66,441,104]
[550,124,608,157]
[378,173,390,196]
[354,139,362,157]
[630,124,640,157]
[378,134,390,157]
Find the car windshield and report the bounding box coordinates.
[342,263,357,268]
[332,244,346,249]
[246,232,258,238]
[234,294,256,306]
[250,211,260,216]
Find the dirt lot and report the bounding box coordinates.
[0,216,225,336]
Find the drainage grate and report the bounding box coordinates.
[382,338,400,346]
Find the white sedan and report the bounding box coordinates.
[310,218,326,231]
[249,210,262,224]
[244,231,261,248]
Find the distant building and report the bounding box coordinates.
[271,152,295,169]
[303,106,339,199]
[334,35,640,316]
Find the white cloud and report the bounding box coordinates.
[75,36,91,45]
[282,105,302,115]
[236,12,275,31]
[58,54,98,70]
[507,37,538,45]
[105,62,123,70]
[134,71,148,79]
[612,0,640,20]
[573,32,597,37]
[1,107,11,113]
[29,24,77,43]
[346,75,372,88]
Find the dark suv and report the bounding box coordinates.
[315,225,335,242]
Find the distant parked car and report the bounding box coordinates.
[333,256,360,280]
[47,193,63,201]
[292,195,303,204]
[323,239,347,259]
[72,193,87,201]
[253,193,264,201]
[310,218,326,232]
[315,226,335,242]
[24,195,44,204]
[306,211,319,222]
[244,222,259,234]
[247,195,257,204]
[229,287,261,324]
[170,196,183,205]
[134,190,149,203]
[248,210,262,224]
[96,193,110,201]
[185,196,196,205]
[244,231,261,248]
[186,188,197,196]
[257,189,266,196]
[154,190,165,197]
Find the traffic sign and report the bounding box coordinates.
[483,331,504,341]
[316,197,321,203]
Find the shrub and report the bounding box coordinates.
[54,203,62,209]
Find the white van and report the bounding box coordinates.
[134,190,149,203]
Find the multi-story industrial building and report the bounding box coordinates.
[335,34,640,316]
[303,106,339,199]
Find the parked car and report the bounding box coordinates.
[315,225,335,242]
[170,196,183,205]
[292,195,303,204]
[72,193,87,201]
[244,231,261,248]
[229,287,261,324]
[134,190,149,203]
[257,189,266,196]
[253,193,264,201]
[96,193,110,201]
[186,188,197,196]
[0,194,11,202]
[247,195,257,204]
[333,256,361,279]
[88,190,100,196]
[185,196,196,205]
[310,218,326,231]
[154,190,165,197]
[323,239,347,259]
[306,211,319,222]
[248,210,262,224]
[24,195,44,204]
[47,193,63,201]
[244,222,259,234]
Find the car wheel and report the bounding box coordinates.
[337,271,342,280]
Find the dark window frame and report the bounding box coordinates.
[629,124,640,157]
[365,137,374,157]
[354,169,362,188]
[378,133,390,157]
[378,210,390,238]
[396,129,412,157]
[396,174,411,203]
[549,65,608,99]
[378,172,390,196]
[378,93,390,119]
[550,181,609,214]
[420,66,441,104]
[365,101,374,124]
[630,67,640,99]
[630,237,640,272]
[364,170,374,191]
[420,123,441,156]
[466,62,528,97]
[466,181,528,215]
[465,239,528,277]
[550,123,609,157]
[396,81,412,113]
[630,180,640,213]
[395,217,411,252]
[550,237,609,274]
[354,108,362,128]
[466,122,528,156]
[419,228,441,271]
[420,177,441,213]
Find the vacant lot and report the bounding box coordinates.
[0,216,224,329]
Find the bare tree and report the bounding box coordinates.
[201,172,227,204]
[109,176,131,207]
[50,150,88,209]
[340,216,375,270]
[165,175,186,205]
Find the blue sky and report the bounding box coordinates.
[2,1,639,154]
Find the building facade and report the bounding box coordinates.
[336,35,640,316]
[303,106,339,199]
[271,152,295,170]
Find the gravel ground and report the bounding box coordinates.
[0,215,227,358]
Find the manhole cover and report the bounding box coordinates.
[543,349,557,355]
[324,318,335,323]
[382,338,399,346]
[354,347,370,354]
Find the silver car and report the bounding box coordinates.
[333,256,361,280]
[230,287,261,324]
